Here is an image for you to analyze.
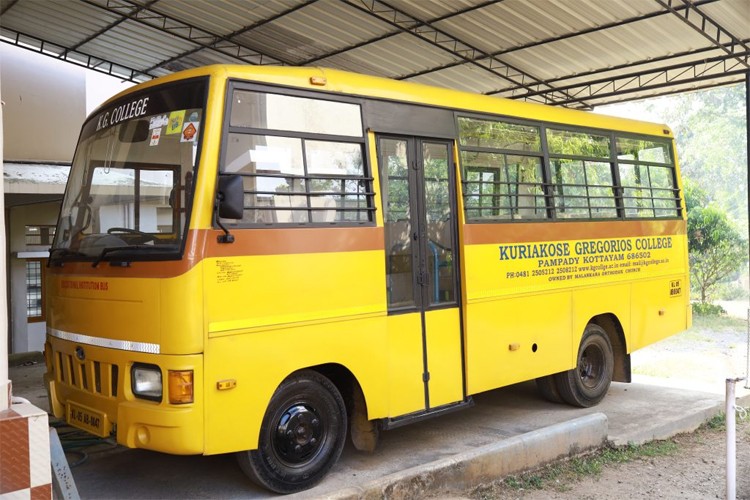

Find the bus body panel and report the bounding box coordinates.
[424,308,464,407]
[384,312,427,417]
[202,316,393,453]
[45,337,204,454]
[464,291,574,395]
[43,65,692,473]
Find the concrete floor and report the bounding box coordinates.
[8,359,736,499]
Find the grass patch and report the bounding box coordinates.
[692,313,747,332]
[471,440,679,498]
[704,412,726,431]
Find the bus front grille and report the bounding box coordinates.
[56,351,119,398]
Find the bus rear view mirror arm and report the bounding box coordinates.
[216,174,244,243]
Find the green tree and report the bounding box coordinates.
[686,181,748,303]
[644,84,747,229]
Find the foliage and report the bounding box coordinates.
[685,180,748,303]
[643,84,748,229]
[704,412,726,431]
[691,302,726,316]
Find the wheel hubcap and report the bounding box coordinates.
[274,404,324,465]
[579,344,604,389]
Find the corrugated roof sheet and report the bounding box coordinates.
[1,0,747,108]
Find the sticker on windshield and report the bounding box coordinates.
[150,127,162,146]
[181,122,199,143]
[166,110,186,135]
[149,114,168,129]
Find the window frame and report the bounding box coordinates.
[455,111,681,223]
[219,81,376,228]
[25,258,45,323]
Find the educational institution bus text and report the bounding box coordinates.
[44,65,689,493]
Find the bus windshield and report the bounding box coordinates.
[51,78,207,265]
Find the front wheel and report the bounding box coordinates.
[237,370,347,494]
[554,324,614,408]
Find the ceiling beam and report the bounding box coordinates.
[504,51,748,107]
[395,0,721,82]
[654,0,750,68]
[80,0,290,66]
[301,0,504,65]
[0,28,153,82]
[587,77,747,108]
[342,0,590,107]
[142,0,318,73]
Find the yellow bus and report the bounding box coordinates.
[44,65,689,493]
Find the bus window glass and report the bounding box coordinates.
[230,91,363,137]
[458,117,541,152]
[381,138,416,309]
[461,151,546,220]
[550,159,617,219]
[619,163,655,217]
[224,134,306,224]
[51,79,206,263]
[547,129,610,158]
[423,142,455,305]
[306,141,366,222]
[224,89,372,225]
[616,137,671,164]
[617,135,678,218]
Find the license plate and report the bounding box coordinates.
[67,402,109,437]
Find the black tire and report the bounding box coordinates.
[535,374,564,403]
[237,370,347,494]
[554,324,614,408]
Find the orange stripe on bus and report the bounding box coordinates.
[463,219,686,245]
[206,226,384,257]
[47,227,385,279]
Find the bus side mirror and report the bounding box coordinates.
[217,174,244,220]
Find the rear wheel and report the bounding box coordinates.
[535,374,564,403]
[237,370,347,494]
[555,324,614,408]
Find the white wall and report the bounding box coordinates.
[8,202,60,352]
[1,44,85,162]
[2,45,133,353]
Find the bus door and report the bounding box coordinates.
[377,136,465,416]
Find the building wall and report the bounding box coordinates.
[8,203,60,353]
[1,45,86,162]
[2,45,131,353]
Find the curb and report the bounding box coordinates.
[324,413,608,500]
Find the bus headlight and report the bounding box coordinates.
[131,364,162,402]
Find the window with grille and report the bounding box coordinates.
[25,225,56,246]
[26,259,44,322]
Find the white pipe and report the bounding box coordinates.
[0,85,8,411]
[727,377,744,500]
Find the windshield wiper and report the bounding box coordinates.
[48,248,87,267]
[92,244,179,268]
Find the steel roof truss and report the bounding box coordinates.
[81,0,289,66]
[655,0,750,68]
[342,0,590,107]
[1,27,151,82]
[503,51,748,106]
[397,0,721,82]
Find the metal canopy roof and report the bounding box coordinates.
[1,0,748,109]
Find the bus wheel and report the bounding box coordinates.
[535,375,563,403]
[555,324,614,408]
[237,370,347,494]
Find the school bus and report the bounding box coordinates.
[44,65,689,493]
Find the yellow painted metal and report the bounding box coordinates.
[45,64,691,459]
[424,308,464,407]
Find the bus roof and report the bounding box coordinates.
[100,64,673,139]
